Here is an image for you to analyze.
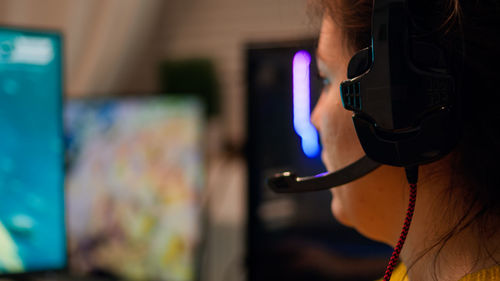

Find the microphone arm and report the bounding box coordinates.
[268,155,381,193]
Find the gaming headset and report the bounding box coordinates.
[268,0,458,193]
[267,0,459,279]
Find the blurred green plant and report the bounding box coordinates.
[159,58,219,117]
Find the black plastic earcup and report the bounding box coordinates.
[347,47,372,79]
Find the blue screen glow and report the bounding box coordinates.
[0,27,66,274]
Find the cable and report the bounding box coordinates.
[383,166,418,281]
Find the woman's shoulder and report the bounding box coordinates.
[458,265,500,281]
[376,264,500,281]
[376,263,409,281]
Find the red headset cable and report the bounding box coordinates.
[383,167,418,281]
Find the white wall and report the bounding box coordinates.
[0,0,166,97]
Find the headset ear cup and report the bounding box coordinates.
[347,47,372,79]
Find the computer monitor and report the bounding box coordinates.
[0,27,66,275]
[246,40,392,281]
[64,96,204,281]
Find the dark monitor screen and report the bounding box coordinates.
[0,27,66,274]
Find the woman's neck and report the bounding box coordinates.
[399,178,500,281]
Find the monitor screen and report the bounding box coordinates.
[0,27,66,274]
[64,97,204,281]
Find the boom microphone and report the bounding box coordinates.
[268,155,381,193]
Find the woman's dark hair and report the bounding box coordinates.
[318,0,500,277]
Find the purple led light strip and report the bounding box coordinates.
[293,50,320,158]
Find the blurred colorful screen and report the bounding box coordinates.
[0,27,66,274]
[64,97,204,281]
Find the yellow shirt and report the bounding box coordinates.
[378,263,500,281]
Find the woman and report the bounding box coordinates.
[311,0,500,280]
